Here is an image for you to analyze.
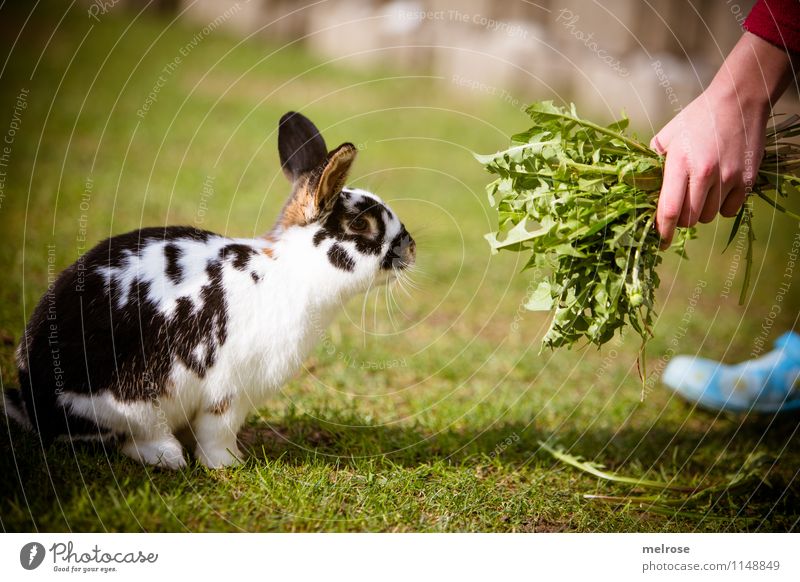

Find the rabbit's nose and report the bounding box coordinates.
[404,238,416,265]
[382,228,416,270]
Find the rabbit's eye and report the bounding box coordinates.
[349,218,369,232]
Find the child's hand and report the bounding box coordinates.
[651,32,793,249]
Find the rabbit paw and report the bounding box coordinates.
[195,444,244,469]
[122,436,187,470]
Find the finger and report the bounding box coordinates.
[681,164,716,227]
[720,181,747,217]
[677,195,692,228]
[699,179,724,223]
[656,154,689,249]
[650,135,666,154]
[650,121,675,154]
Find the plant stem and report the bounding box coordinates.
[542,108,653,155]
[755,190,800,221]
[631,215,655,290]
[566,160,620,175]
[738,203,755,305]
[539,442,695,492]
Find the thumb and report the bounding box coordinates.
[650,123,674,155]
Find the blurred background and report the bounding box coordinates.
[0,0,798,532]
[146,0,799,122]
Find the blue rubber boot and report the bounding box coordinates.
[662,331,800,413]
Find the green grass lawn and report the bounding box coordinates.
[1,2,798,532]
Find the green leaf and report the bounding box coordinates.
[723,203,746,253]
[524,281,553,311]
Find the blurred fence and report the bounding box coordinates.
[94,0,798,124]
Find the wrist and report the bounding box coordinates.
[708,32,793,114]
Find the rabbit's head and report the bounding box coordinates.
[270,112,415,293]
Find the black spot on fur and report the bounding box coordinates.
[164,243,183,284]
[12,226,238,440]
[327,243,355,272]
[251,271,261,283]
[219,244,257,271]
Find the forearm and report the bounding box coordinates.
[709,31,795,115]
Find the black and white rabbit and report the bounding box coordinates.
[3,112,416,469]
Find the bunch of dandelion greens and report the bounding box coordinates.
[477,101,800,373]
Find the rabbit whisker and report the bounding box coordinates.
[360,275,376,345]
[389,281,411,319]
[396,267,421,293]
[384,282,398,330]
[395,275,414,299]
[374,282,381,335]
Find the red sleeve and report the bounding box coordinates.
[744,0,800,54]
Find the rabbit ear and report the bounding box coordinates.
[279,143,357,228]
[309,143,357,217]
[277,143,358,228]
[274,112,357,229]
[278,111,327,182]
